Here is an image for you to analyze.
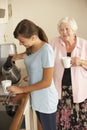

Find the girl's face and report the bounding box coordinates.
[17,35,34,48]
[59,23,75,42]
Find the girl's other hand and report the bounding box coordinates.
[23,76,28,82]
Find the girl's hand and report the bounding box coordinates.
[9,52,26,61]
[23,76,28,82]
[9,54,18,61]
[6,86,24,94]
[12,54,18,61]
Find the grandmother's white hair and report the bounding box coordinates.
[58,17,78,32]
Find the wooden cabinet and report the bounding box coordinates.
[9,93,29,130]
[24,99,38,130]
[37,119,43,130]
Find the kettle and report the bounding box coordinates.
[2,56,21,84]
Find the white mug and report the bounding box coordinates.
[62,56,71,68]
[1,80,12,94]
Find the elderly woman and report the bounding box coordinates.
[50,17,87,130]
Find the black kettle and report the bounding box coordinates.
[2,56,21,84]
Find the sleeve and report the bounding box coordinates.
[41,44,54,68]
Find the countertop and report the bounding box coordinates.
[9,93,29,130]
[0,90,29,130]
[0,74,29,130]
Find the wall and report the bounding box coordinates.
[12,0,87,41]
[0,0,87,72]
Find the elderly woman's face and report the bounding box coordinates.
[59,23,75,41]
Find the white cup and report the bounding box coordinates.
[1,80,12,94]
[62,56,71,68]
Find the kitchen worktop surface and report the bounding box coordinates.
[0,84,29,130]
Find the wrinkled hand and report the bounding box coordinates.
[71,57,81,66]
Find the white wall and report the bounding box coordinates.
[0,0,87,71]
[1,0,87,50]
[12,0,87,41]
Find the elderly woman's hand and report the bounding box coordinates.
[71,57,82,66]
[71,57,87,70]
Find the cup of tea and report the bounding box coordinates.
[1,80,12,94]
[62,56,71,68]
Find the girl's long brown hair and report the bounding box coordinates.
[13,19,48,55]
